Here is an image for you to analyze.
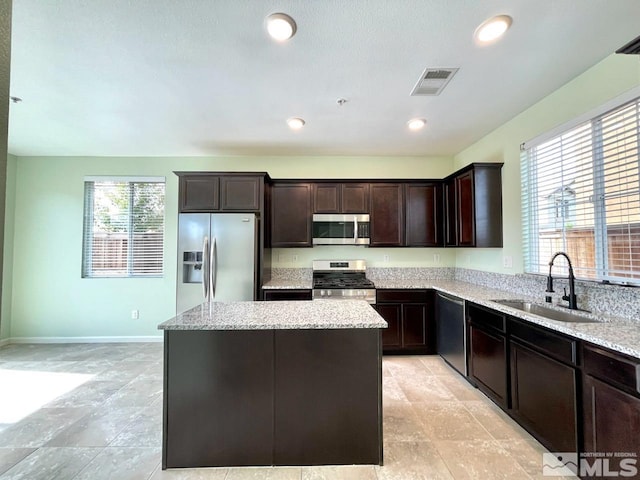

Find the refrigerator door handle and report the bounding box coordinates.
[210,237,217,298]
[202,236,210,301]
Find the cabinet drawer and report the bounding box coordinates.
[583,345,640,395]
[376,289,428,304]
[467,304,506,333]
[263,289,312,301]
[509,319,577,365]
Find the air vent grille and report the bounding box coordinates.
[411,68,459,96]
[616,34,640,55]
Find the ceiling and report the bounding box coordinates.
[7,0,640,157]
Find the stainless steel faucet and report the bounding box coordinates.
[546,252,578,310]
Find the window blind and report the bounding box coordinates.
[82,178,165,278]
[522,97,640,284]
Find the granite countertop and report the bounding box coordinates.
[262,277,640,358]
[158,300,388,331]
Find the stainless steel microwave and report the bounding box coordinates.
[312,214,370,245]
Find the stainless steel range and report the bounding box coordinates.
[312,260,376,304]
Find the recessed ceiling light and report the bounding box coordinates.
[474,15,512,44]
[407,118,426,131]
[266,13,297,42]
[287,117,305,130]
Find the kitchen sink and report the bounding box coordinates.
[492,300,601,323]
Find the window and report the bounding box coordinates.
[82,177,165,278]
[522,96,640,284]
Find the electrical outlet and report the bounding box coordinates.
[292,255,299,263]
[433,253,441,264]
[131,309,139,320]
[383,254,390,262]
[503,255,513,268]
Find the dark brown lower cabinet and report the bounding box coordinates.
[582,345,640,477]
[510,340,578,453]
[468,324,508,408]
[467,304,508,408]
[163,328,382,468]
[375,289,434,354]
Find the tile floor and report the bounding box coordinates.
[0,343,576,479]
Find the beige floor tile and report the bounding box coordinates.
[0,448,36,476]
[301,465,377,480]
[438,375,485,402]
[394,374,456,403]
[149,463,229,479]
[225,466,302,480]
[382,376,410,404]
[412,402,493,441]
[462,400,531,440]
[384,356,432,379]
[376,441,454,480]
[383,403,427,442]
[496,438,579,479]
[418,356,459,376]
[434,439,532,480]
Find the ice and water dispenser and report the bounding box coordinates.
[182,251,203,283]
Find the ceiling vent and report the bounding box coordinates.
[616,34,640,55]
[410,68,459,96]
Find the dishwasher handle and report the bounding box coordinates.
[436,291,464,306]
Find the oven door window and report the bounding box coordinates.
[313,221,355,239]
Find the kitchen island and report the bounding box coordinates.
[158,300,387,469]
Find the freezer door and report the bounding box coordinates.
[210,214,257,302]
[177,213,211,314]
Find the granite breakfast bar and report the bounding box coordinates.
[158,300,387,469]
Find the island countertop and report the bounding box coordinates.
[158,300,388,330]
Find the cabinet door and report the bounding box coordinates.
[583,375,640,461]
[180,176,220,212]
[405,183,442,247]
[313,184,341,213]
[342,184,370,213]
[444,179,457,246]
[375,304,402,350]
[469,324,508,408]
[456,171,475,246]
[370,184,404,246]
[402,304,429,349]
[271,184,312,247]
[510,341,578,453]
[220,176,262,211]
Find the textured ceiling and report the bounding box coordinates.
[7,0,640,157]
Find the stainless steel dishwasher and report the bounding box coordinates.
[436,292,466,376]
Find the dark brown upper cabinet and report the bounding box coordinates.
[270,183,313,247]
[444,163,503,248]
[176,172,266,213]
[369,183,404,247]
[405,183,443,247]
[313,183,369,214]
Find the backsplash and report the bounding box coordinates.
[455,268,640,321]
[270,266,640,321]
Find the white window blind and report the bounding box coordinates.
[82,178,165,278]
[522,97,640,284]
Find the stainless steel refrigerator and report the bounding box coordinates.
[177,213,258,314]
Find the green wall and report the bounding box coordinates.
[7,155,452,339]
[453,54,640,274]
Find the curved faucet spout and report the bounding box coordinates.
[546,251,578,310]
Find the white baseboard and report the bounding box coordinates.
[5,336,163,344]
[0,338,9,347]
